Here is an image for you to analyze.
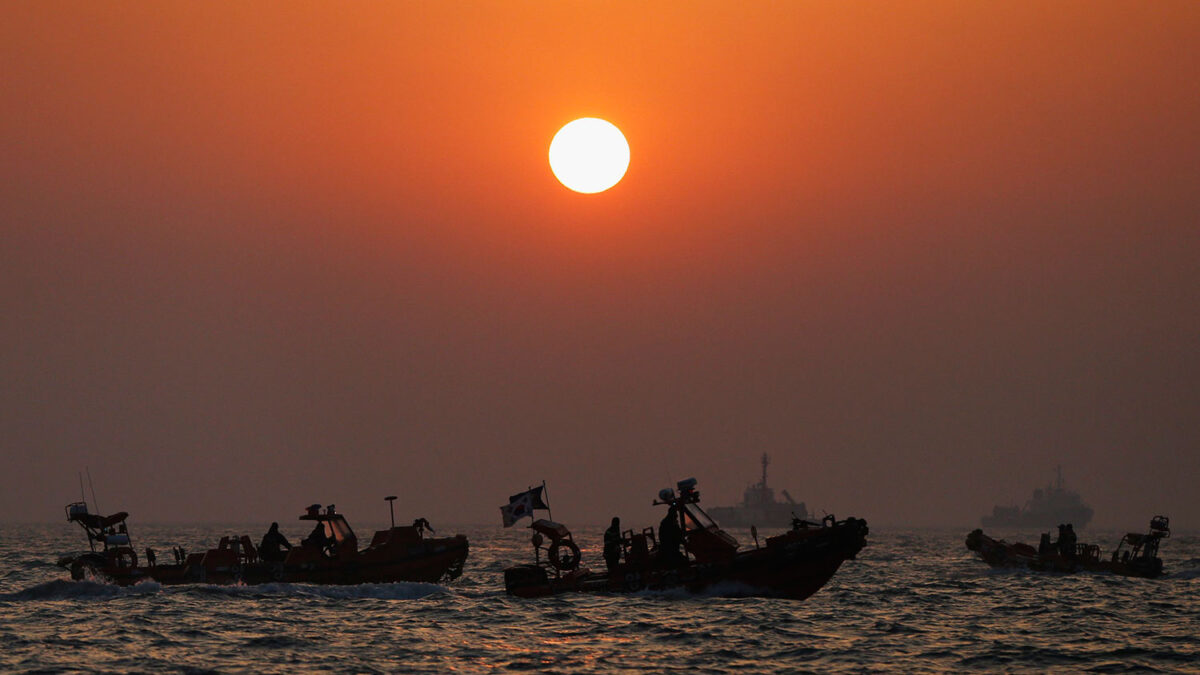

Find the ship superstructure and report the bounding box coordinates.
[707,454,808,528]
[981,465,1094,529]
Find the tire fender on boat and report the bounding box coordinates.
[70,555,105,581]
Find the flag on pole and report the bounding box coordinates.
[499,485,549,527]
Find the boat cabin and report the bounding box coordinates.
[66,502,131,549]
[290,504,359,561]
[64,501,139,567]
[1112,516,1169,566]
[659,478,739,563]
[1108,514,1166,571]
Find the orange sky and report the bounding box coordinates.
[2,2,1198,528]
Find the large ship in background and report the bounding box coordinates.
[981,465,1094,530]
[707,454,808,528]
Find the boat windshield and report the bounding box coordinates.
[682,503,718,531]
[328,518,355,543]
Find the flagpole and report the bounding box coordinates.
[542,479,553,522]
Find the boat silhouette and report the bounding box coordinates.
[56,499,468,586]
[502,477,867,599]
[966,516,1170,578]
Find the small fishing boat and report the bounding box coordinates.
[502,478,868,599]
[965,516,1170,578]
[56,499,469,586]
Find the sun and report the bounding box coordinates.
[548,118,630,194]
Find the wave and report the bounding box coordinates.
[177,581,450,600]
[1165,568,1200,580]
[626,580,766,599]
[0,578,450,602]
[0,578,163,601]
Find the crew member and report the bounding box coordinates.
[658,507,685,567]
[1063,524,1077,559]
[303,521,330,551]
[1038,532,1052,556]
[260,522,293,562]
[603,517,622,572]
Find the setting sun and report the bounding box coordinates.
[548,118,630,194]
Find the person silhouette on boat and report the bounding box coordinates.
[603,517,622,572]
[658,506,686,567]
[1038,532,1052,556]
[1054,523,1078,558]
[303,521,331,553]
[259,522,293,562]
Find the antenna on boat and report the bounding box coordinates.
[78,472,87,505]
[385,496,397,528]
[86,467,99,515]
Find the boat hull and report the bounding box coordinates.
[965,529,1162,578]
[505,517,868,599]
[62,535,470,587]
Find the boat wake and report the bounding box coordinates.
[0,578,163,601]
[620,580,768,600]
[181,581,451,600]
[1,578,451,602]
[1165,559,1200,580]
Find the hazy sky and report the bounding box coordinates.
[3,2,1197,531]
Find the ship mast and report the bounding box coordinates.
[761,453,769,488]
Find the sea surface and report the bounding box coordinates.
[2,521,1198,673]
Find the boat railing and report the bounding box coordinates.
[1075,543,1101,563]
[620,527,657,567]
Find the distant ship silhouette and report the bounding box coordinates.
[981,465,1094,529]
[708,453,808,528]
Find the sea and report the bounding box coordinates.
[1,522,1198,673]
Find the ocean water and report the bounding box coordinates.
[2,522,1198,673]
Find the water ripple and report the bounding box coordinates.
[1,525,1198,673]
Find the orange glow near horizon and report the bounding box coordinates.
[1,1,1199,527]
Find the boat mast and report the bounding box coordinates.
[761,453,769,488]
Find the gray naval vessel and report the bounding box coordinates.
[981,465,1094,530]
[708,453,808,529]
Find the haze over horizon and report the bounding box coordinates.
[3,2,1198,533]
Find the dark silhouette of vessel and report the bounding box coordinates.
[56,500,468,586]
[707,453,808,528]
[502,477,867,599]
[981,465,1093,529]
[966,516,1170,578]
